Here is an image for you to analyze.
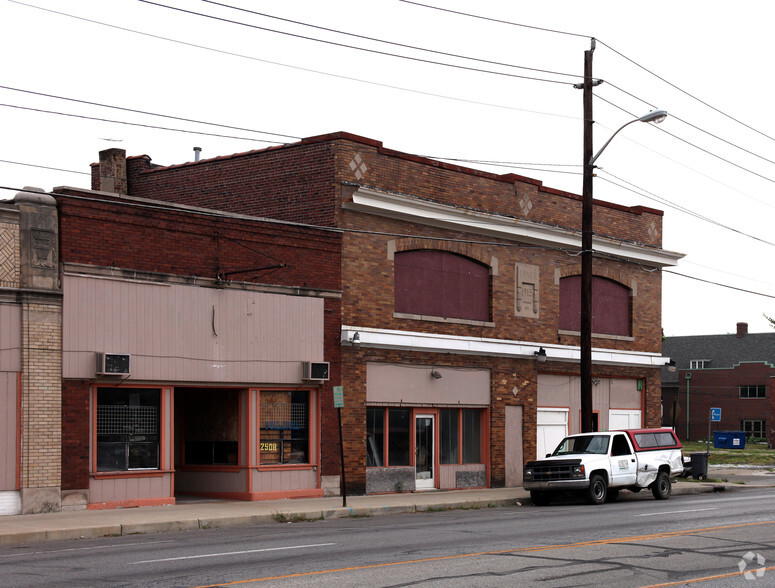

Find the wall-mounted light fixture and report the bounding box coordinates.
[534,347,547,363]
[666,359,676,373]
[350,332,360,346]
[430,370,443,380]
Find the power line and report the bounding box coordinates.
[596,39,775,145]
[663,270,775,300]
[198,0,581,81]
[599,82,775,169]
[0,85,300,141]
[137,0,575,86]
[398,2,775,184]
[0,159,89,177]
[398,0,591,39]
[595,94,775,186]
[8,2,579,121]
[597,171,775,247]
[0,102,285,144]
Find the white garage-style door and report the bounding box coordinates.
[609,409,642,430]
[536,408,569,459]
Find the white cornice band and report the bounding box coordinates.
[346,187,684,268]
[341,326,670,369]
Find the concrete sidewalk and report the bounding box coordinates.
[0,468,771,547]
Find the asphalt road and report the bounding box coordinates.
[2,488,775,587]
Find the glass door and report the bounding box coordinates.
[415,414,435,490]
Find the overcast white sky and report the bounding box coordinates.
[2,0,774,337]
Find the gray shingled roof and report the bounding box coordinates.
[661,328,775,385]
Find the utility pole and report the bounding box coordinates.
[580,39,600,434]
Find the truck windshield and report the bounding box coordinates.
[552,435,609,455]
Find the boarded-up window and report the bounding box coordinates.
[559,275,631,336]
[394,250,489,321]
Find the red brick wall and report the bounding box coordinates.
[673,364,775,441]
[56,194,340,290]
[115,142,338,227]
[61,380,90,490]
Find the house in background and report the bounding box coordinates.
[90,132,682,495]
[662,322,775,442]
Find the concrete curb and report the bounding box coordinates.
[0,481,764,547]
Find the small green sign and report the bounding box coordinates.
[333,386,344,408]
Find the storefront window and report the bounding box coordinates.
[96,388,160,471]
[260,390,308,464]
[388,408,411,466]
[462,409,482,463]
[440,409,458,464]
[367,407,410,466]
[366,407,385,467]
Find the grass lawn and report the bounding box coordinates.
[682,440,775,466]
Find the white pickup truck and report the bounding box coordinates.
[524,428,684,505]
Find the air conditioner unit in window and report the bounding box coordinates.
[96,352,131,376]
[302,361,329,381]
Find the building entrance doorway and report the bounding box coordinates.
[415,414,435,490]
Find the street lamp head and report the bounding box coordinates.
[638,109,668,124]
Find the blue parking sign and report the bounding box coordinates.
[710,407,721,422]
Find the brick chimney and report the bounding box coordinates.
[736,322,748,337]
[97,148,127,194]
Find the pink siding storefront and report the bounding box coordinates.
[63,270,330,509]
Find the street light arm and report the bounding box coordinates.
[589,119,637,166]
[589,109,668,166]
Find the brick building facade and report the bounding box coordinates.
[662,322,775,442]
[88,132,681,495]
[0,189,62,515]
[52,187,341,509]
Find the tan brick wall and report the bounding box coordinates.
[20,299,62,488]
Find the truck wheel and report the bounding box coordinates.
[531,491,552,506]
[652,471,671,500]
[587,474,607,505]
[606,488,619,503]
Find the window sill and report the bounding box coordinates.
[394,312,494,327]
[257,464,317,471]
[557,329,634,342]
[92,470,171,479]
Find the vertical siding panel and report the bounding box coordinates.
[0,373,17,490]
[63,277,322,382]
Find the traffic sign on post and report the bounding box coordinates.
[710,407,721,422]
[333,386,344,408]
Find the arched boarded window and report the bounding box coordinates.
[559,275,631,336]
[394,250,489,322]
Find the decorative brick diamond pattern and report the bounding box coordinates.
[519,196,533,216]
[0,225,20,287]
[349,153,368,180]
[648,222,659,240]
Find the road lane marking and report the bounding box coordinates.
[131,542,335,564]
[634,507,718,516]
[0,540,174,559]
[190,520,775,587]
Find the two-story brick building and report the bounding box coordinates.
[662,322,775,442]
[90,132,682,495]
